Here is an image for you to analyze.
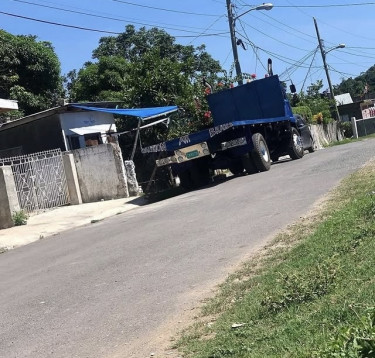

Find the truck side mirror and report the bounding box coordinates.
[290,84,296,93]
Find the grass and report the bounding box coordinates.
[173,159,375,358]
[327,133,375,147]
[12,210,28,226]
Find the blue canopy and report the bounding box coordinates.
[71,105,178,120]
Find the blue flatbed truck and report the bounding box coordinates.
[142,74,314,189]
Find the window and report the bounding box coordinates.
[84,133,102,147]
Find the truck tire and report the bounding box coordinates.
[191,161,210,187]
[250,133,271,172]
[179,158,210,190]
[228,160,244,175]
[242,153,258,174]
[179,170,194,190]
[288,127,304,160]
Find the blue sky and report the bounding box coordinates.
[2,0,375,94]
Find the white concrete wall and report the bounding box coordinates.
[72,143,129,203]
[309,122,344,150]
[0,166,20,229]
[59,111,117,148]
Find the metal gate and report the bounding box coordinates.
[0,149,70,213]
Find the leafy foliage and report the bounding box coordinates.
[292,105,313,122]
[335,65,375,99]
[67,26,224,186]
[316,308,375,357]
[261,261,337,313]
[294,80,335,124]
[0,30,63,119]
[12,210,28,226]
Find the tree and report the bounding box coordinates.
[335,65,375,99]
[68,26,223,138]
[67,25,224,187]
[0,30,63,119]
[293,80,335,124]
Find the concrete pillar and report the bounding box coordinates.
[62,153,82,205]
[0,166,20,229]
[112,143,129,198]
[124,160,139,196]
[351,117,358,139]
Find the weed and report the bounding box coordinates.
[0,247,8,254]
[261,261,337,313]
[315,307,375,357]
[90,219,102,224]
[12,210,28,226]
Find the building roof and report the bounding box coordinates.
[0,101,121,131]
[335,93,353,105]
[0,98,18,113]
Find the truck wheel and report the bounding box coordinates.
[250,133,271,172]
[179,170,194,190]
[228,160,244,175]
[288,127,304,160]
[242,153,257,174]
[191,161,210,187]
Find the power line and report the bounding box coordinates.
[0,10,227,38]
[273,2,375,8]
[187,14,227,45]
[238,18,312,52]
[10,0,227,34]
[112,0,220,17]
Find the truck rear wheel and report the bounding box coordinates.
[242,153,257,174]
[179,170,194,190]
[179,158,210,190]
[250,133,271,172]
[228,160,244,175]
[288,127,304,160]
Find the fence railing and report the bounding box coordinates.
[0,149,70,213]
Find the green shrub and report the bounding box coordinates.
[340,121,354,138]
[315,307,375,357]
[292,106,313,123]
[12,210,28,226]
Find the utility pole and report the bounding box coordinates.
[226,0,243,85]
[313,17,341,122]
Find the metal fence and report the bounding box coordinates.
[0,149,70,213]
[356,117,375,137]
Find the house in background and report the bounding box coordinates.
[0,98,18,114]
[0,102,119,158]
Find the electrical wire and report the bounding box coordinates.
[273,3,375,8]
[10,0,227,33]
[112,0,220,17]
[300,48,319,92]
[237,18,312,53]
[187,14,227,45]
[0,10,228,38]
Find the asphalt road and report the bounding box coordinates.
[1,139,374,358]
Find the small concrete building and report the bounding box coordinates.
[0,102,119,158]
[0,98,18,113]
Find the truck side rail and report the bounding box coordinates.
[141,115,294,154]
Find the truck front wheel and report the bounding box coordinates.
[288,127,304,160]
[250,133,271,172]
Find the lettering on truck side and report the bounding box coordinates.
[209,123,233,138]
[141,142,167,154]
